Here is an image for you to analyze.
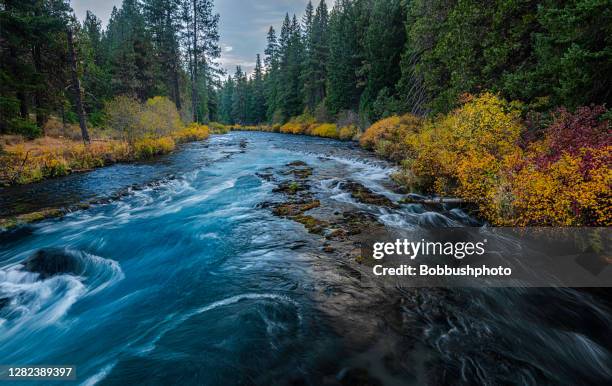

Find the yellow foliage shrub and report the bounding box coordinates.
[508,147,611,226]
[104,96,183,142]
[133,137,175,159]
[209,122,231,134]
[143,96,184,137]
[409,93,523,195]
[311,123,338,138]
[360,116,400,149]
[360,92,610,226]
[173,123,210,143]
[280,121,307,134]
[360,114,422,161]
[338,125,360,140]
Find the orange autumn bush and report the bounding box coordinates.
[360,114,422,161]
[280,121,305,134]
[360,93,610,226]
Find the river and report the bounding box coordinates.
[0,132,610,385]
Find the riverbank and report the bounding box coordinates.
[226,94,611,227]
[0,123,211,187]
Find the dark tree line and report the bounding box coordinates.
[219,0,611,126]
[0,0,221,137]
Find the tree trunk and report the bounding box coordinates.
[67,28,90,144]
[402,197,467,205]
[166,9,182,111]
[191,0,199,123]
[32,43,46,132]
[173,63,182,111]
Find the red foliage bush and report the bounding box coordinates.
[537,105,611,167]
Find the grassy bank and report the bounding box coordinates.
[223,113,361,141]
[0,123,210,186]
[0,96,217,186]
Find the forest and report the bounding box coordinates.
[1,0,220,135]
[219,0,611,125]
[0,0,610,226]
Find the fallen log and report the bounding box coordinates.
[401,196,468,205]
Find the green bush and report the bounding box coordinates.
[88,110,107,128]
[9,118,42,139]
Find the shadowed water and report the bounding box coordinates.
[0,132,610,385]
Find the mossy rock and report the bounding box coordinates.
[0,208,64,230]
[286,160,308,167]
[272,200,320,217]
[293,215,328,235]
[355,254,378,267]
[291,167,313,179]
[343,181,398,208]
[273,181,309,194]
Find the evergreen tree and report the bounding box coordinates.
[143,0,183,109]
[278,15,304,119]
[218,75,235,124]
[301,1,317,112]
[0,0,72,132]
[360,0,405,120]
[105,0,157,101]
[181,0,221,122]
[325,0,367,114]
[81,11,111,115]
[250,54,267,123]
[311,0,329,110]
[231,66,248,123]
[263,26,280,122]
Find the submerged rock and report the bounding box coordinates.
[291,167,313,179]
[273,181,309,195]
[337,367,383,386]
[23,248,83,279]
[286,160,308,167]
[0,225,34,244]
[255,172,274,182]
[282,160,313,179]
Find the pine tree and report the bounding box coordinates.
[301,1,317,112]
[106,0,156,101]
[360,0,405,120]
[219,75,235,124]
[143,0,183,109]
[251,54,267,123]
[231,66,248,123]
[181,0,220,122]
[278,15,304,120]
[326,0,367,115]
[81,11,111,115]
[263,26,280,122]
[311,1,329,110]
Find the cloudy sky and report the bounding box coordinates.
[70,0,312,75]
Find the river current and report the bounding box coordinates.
[0,132,610,385]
